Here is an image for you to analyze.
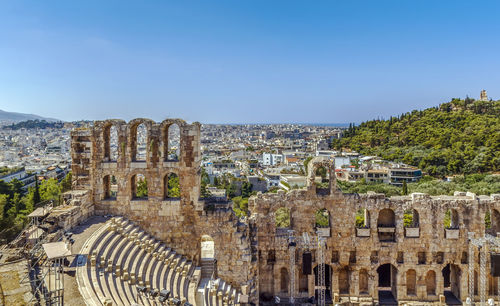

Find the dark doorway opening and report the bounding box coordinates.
[314,264,332,303]
[442,264,462,305]
[377,264,397,305]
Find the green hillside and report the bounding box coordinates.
[333,98,500,177]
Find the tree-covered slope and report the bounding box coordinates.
[333,98,500,176]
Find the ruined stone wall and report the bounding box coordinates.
[69,122,500,304]
[70,119,257,302]
[248,157,500,304]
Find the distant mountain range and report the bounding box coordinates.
[0,109,61,124]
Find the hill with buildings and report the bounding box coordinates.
[0,109,60,125]
[3,120,65,130]
[333,96,500,177]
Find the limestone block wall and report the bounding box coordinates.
[69,119,258,303]
[248,157,500,303]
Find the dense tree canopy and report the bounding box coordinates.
[333,99,500,177]
[338,174,500,196]
[0,174,70,243]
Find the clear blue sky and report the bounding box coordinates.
[0,1,499,123]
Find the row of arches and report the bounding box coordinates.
[405,269,436,296]
[103,122,181,163]
[102,173,180,200]
[274,208,331,229]
[275,264,455,301]
[273,206,500,238]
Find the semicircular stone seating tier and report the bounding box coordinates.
[77,217,241,306]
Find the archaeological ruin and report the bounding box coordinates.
[5,117,500,305]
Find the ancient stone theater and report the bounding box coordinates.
[16,118,500,305]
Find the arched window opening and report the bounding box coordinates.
[103,125,119,161]
[201,235,215,259]
[275,207,291,231]
[377,264,398,302]
[315,166,330,195]
[103,175,117,200]
[164,173,180,199]
[426,270,436,296]
[164,123,180,162]
[403,209,419,228]
[406,269,416,296]
[487,209,500,236]
[404,209,420,237]
[132,174,148,199]
[280,267,289,293]
[444,209,459,229]
[359,269,369,294]
[133,123,147,162]
[356,208,370,228]
[442,264,461,300]
[339,267,350,294]
[378,209,396,242]
[315,208,330,228]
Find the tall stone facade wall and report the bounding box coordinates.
[249,157,500,304]
[69,120,500,305]
[70,119,257,303]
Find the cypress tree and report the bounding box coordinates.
[33,177,41,206]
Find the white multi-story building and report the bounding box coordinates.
[262,153,283,166]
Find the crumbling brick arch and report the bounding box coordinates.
[306,156,335,196]
[162,171,181,200]
[127,118,156,163]
[403,208,420,228]
[102,174,117,200]
[378,208,396,226]
[377,208,396,242]
[100,119,126,162]
[315,208,330,228]
[443,207,460,229]
[129,172,150,200]
[160,119,186,162]
[487,207,500,236]
[355,207,371,228]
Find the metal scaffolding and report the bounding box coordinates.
[281,231,326,305]
[288,230,296,304]
[317,235,326,306]
[467,232,500,305]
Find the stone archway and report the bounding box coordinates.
[377,263,398,304]
[442,263,461,303]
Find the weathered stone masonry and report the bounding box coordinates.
[66,118,500,305]
[70,119,257,303]
[249,157,500,304]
